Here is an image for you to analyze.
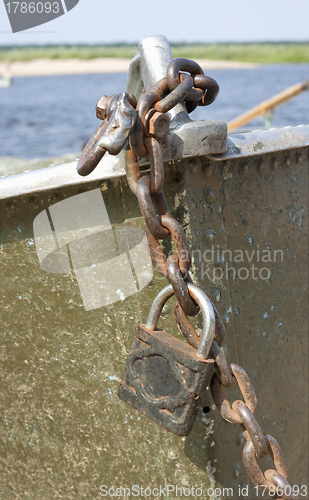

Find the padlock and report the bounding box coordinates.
[118,283,215,436]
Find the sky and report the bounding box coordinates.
[0,0,308,45]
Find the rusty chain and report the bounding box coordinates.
[175,310,297,500]
[76,57,296,500]
[77,57,217,318]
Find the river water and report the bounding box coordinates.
[0,64,308,159]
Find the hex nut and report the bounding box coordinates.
[96,96,111,120]
[148,111,170,138]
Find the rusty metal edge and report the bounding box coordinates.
[1,125,308,201]
[208,124,309,161]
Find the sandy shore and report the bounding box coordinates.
[0,57,259,78]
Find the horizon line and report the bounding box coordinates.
[0,40,309,48]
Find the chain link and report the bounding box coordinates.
[175,306,297,499]
[124,58,219,316]
[77,57,217,315]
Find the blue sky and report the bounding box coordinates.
[0,0,308,45]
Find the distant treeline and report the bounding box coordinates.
[0,42,308,63]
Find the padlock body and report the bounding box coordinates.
[118,325,214,435]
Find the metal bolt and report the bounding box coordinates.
[148,111,170,138]
[204,187,215,205]
[223,314,230,325]
[212,290,221,303]
[28,196,39,210]
[96,96,111,120]
[242,214,250,226]
[50,193,62,204]
[222,160,230,179]
[240,164,248,177]
[296,151,302,165]
[204,164,213,177]
[232,463,241,478]
[204,229,216,242]
[236,432,246,447]
[5,201,17,214]
[271,158,279,170]
[257,161,264,173]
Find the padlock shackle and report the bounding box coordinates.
[145,284,215,360]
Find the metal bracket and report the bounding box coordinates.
[126,35,228,163]
[1,125,309,200]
